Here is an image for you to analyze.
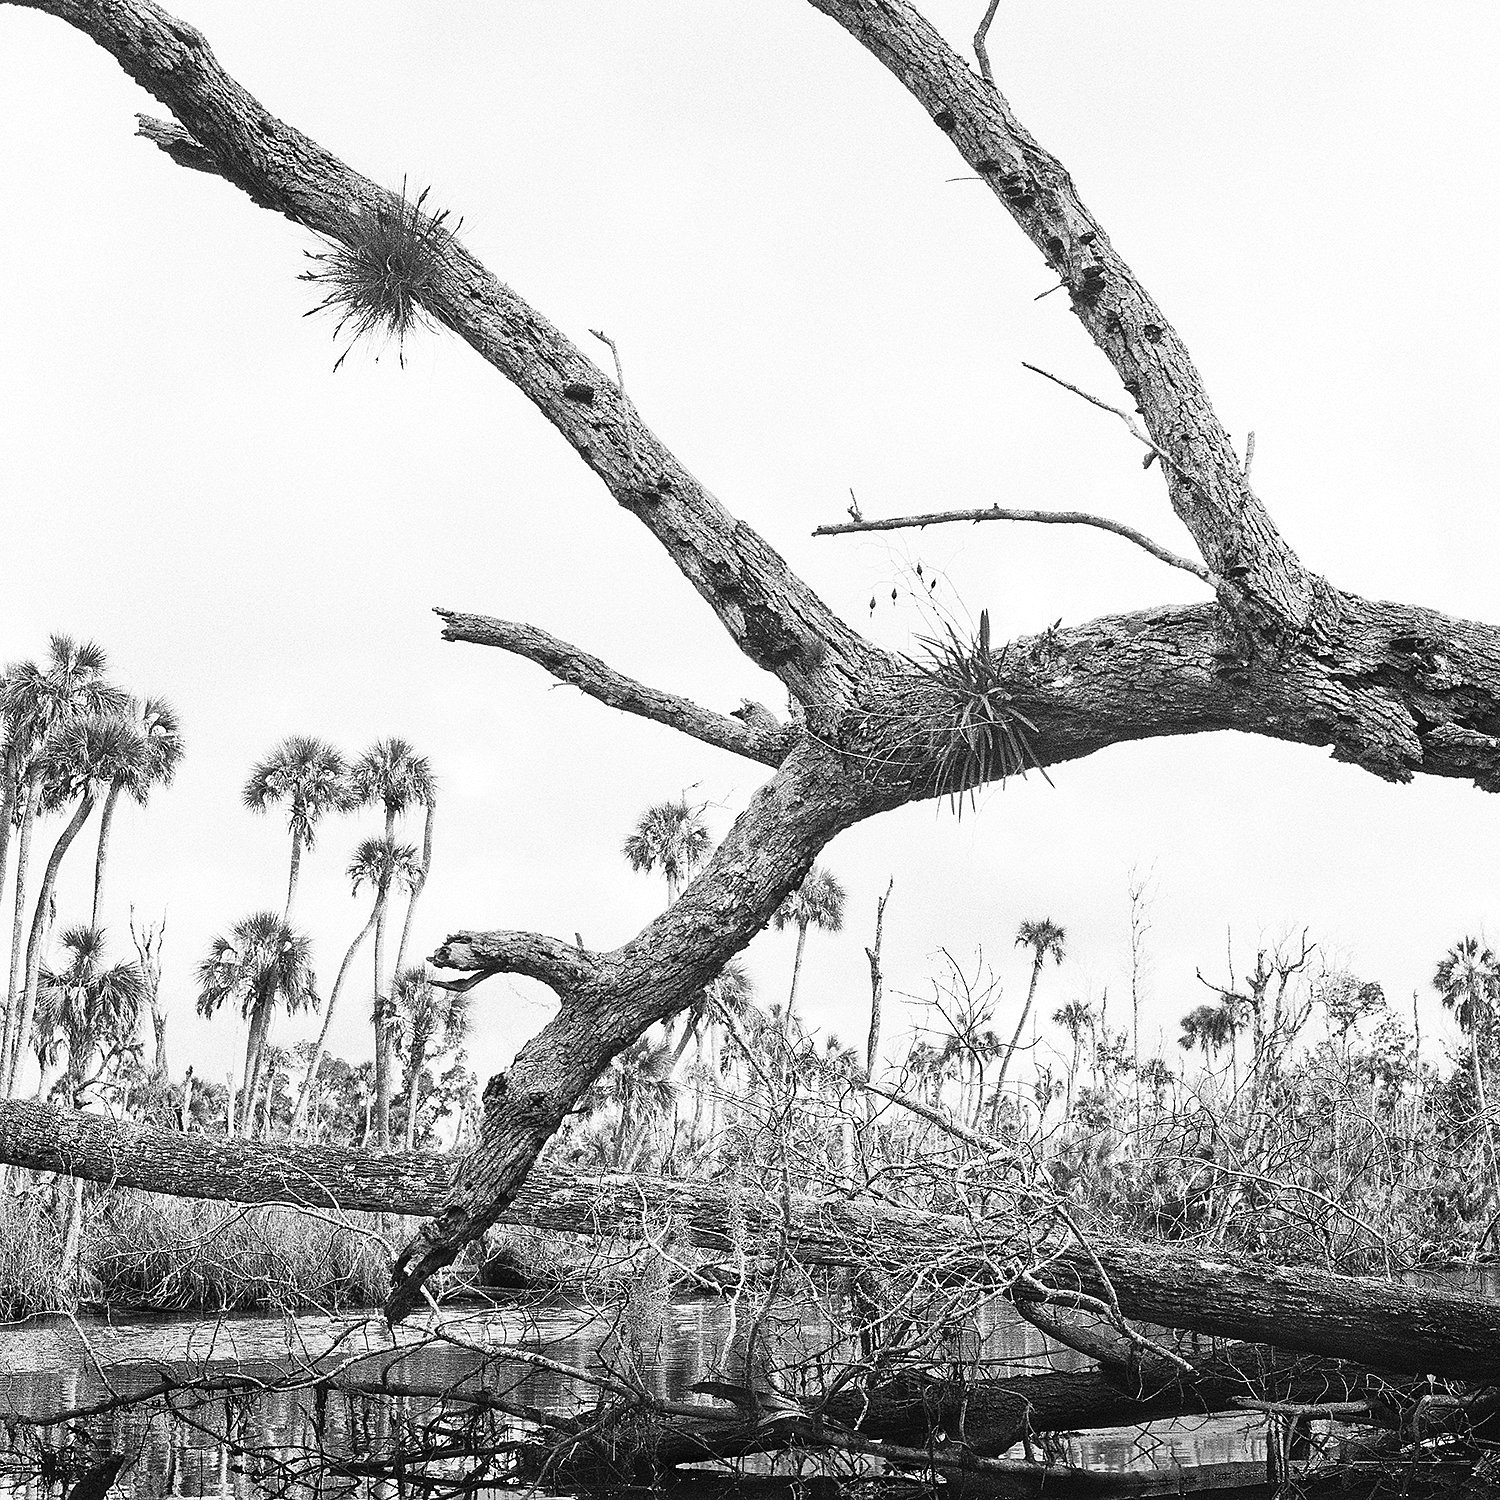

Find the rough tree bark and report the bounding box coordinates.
[7,0,1500,1330]
[4,1099,1498,1380]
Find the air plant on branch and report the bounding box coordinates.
[301,181,460,369]
[903,608,1049,815]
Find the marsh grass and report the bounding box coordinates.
[302,182,459,369]
[0,1188,396,1315]
[88,1193,394,1311]
[0,1191,67,1318]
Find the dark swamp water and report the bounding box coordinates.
[0,1294,1276,1499]
[4,1268,1497,1499]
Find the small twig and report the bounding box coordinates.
[1033,280,1067,301]
[1243,430,1256,478]
[1022,361,1183,474]
[974,0,1002,85]
[814,504,1214,584]
[589,327,637,470]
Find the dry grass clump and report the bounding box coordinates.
[86,1192,393,1312]
[302,181,459,369]
[0,1191,69,1317]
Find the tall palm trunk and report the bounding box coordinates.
[1471,1033,1499,1203]
[372,877,393,1148]
[392,802,435,983]
[785,922,809,1026]
[239,998,272,1139]
[2,787,35,1084]
[10,791,95,1094]
[290,903,380,1136]
[372,808,396,1149]
[0,784,15,1085]
[285,826,304,918]
[0,779,13,996]
[90,777,124,931]
[995,958,1043,1094]
[402,1023,431,1151]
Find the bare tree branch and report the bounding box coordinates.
[9,0,877,710]
[436,609,791,766]
[803,0,1314,625]
[814,504,1215,584]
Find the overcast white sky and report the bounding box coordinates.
[2,2,1498,1096]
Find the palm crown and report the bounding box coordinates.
[622,797,712,903]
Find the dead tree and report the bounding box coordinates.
[6,0,1500,1329]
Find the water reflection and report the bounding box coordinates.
[0,1291,1319,1498]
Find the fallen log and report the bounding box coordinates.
[2,1101,1498,1379]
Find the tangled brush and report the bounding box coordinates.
[302,181,459,369]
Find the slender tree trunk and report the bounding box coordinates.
[402,1036,424,1152]
[785,922,809,1025]
[11,791,95,1095]
[2,788,35,1086]
[371,807,396,1149]
[865,879,892,1079]
[90,777,124,931]
[0,779,13,1058]
[290,901,380,1135]
[151,1008,168,1078]
[392,801,435,983]
[239,1000,271,1139]
[1471,1033,1499,1210]
[372,881,393,1149]
[285,827,303,918]
[996,958,1042,1094]
[59,1173,86,1284]
[670,1010,699,1068]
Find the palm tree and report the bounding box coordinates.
[1434,936,1500,1195]
[243,735,349,916]
[622,797,711,906]
[34,923,144,1277]
[995,918,1066,1093]
[349,739,434,1146]
[289,834,420,1137]
[196,911,318,1139]
[1178,1001,1236,1072]
[601,1038,679,1169]
[0,637,124,1088]
[772,865,846,1025]
[1053,998,1093,1115]
[91,695,184,930]
[8,712,143,1095]
[391,964,470,1150]
[34,924,145,1106]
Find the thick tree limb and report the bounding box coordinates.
[5,1100,1499,1381]
[803,0,1315,627]
[388,738,881,1317]
[5,0,877,712]
[813,505,1214,584]
[425,929,600,996]
[435,609,791,767]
